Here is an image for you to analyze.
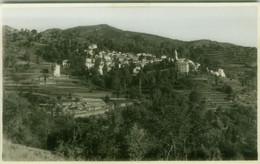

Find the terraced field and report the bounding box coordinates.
[200,90,234,110]
[4,61,113,118]
[4,61,112,97]
[129,85,150,98]
[171,88,235,110]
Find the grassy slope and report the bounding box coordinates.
[3,139,65,161]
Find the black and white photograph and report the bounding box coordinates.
[1,3,258,161]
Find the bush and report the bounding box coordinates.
[189,91,201,103]
[104,95,110,103]
[223,85,233,95]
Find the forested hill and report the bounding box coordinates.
[4,24,256,56]
[3,24,256,80]
[40,24,186,56]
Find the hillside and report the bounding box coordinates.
[38,24,256,73]
[4,24,256,59]
[3,24,256,99]
[2,24,257,161]
[3,24,257,109]
[3,139,66,161]
[3,25,17,34]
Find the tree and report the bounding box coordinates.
[104,95,110,103]
[12,33,19,42]
[223,85,233,95]
[3,92,31,144]
[152,95,191,160]
[41,68,49,85]
[121,66,132,96]
[23,53,30,61]
[214,75,219,85]
[4,54,16,68]
[112,68,121,97]
[137,68,144,98]
[31,29,37,35]
[189,91,201,104]
[126,124,149,160]
[36,33,42,41]
[36,55,40,64]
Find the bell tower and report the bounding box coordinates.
[174,49,178,69]
[174,49,178,60]
[173,49,179,79]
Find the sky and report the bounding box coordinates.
[2,6,258,47]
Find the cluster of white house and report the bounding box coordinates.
[53,98,108,116]
[52,44,225,78]
[207,68,226,77]
[84,44,201,76]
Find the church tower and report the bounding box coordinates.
[174,49,178,60]
[173,49,178,78]
[174,49,178,69]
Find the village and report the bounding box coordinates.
[3,36,230,119]
[37,43,227,118]
[54,43,226,77]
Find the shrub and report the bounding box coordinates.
[189,91,201,103]
[104,95,110,103]
[224,85,233,95]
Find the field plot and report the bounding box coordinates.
[3,61,114,118]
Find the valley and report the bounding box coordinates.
[2,24,257,161]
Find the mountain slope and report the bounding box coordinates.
[3,24,257,81]
[39,24,256,77]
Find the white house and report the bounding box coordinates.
[210,68,226,77]
[218,69,226,77]
[195,63,201,70]
[154,58,161,62]
[106,60,112,66]
[88,50,94,56]
[86,58,94,69]
[99,65,104,75]
[53,64,61,77]
[161,55,167,60]
[175,50,189,74]
[177,60,189,73]
[137,53,142,57]
[89,44,97,50]
[62,60,69,67]
[133,66,141,74]
[104,55,111,61]
[187,60,197,71]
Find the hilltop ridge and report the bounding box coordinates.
[3,24,256,48]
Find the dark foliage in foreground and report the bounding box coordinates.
[3,88,257,160]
